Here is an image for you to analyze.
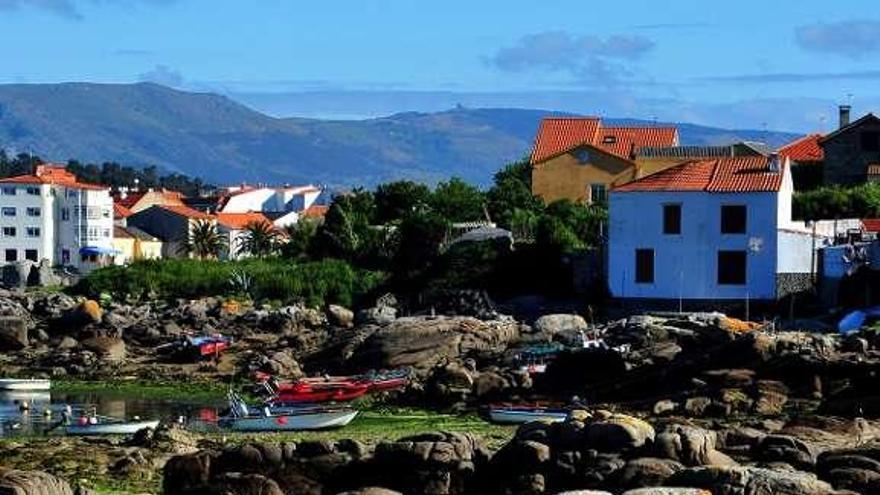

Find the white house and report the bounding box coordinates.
[0,164,115,271]
[218,185,321,228]
[608,155,830,302]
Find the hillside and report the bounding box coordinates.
[0,83,800,187]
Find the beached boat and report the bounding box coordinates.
[157,334,232,361]
[271,381,370,403]
[222,393,358,431]
[488,405,569,424]
[65,419,160,436]
[0,379,51,391]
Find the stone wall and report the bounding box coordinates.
[822,120,880,185]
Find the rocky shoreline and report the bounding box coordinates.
[1,289,879,493]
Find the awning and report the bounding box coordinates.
[79,246,122,256]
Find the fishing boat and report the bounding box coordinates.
[0,379,51,391]
[65,418,160,436]
[221,393,358,431]
[487,405,570,424]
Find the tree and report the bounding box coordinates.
[430,177,486,222]
[314,189,377,262]
[236,221,280,258]
[374,180,431,223]
[486,160,543,229]
[179,220,226,260]
[281,218,320,260]
[544,199,607,247]
[393,211,449,276]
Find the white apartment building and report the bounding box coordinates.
[218,185,322,228]
[0,164,115,271]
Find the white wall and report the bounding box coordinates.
[608,190,780,300]
[0,184,51,263]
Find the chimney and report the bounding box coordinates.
[839,104,851,128]
[768,152,780,173]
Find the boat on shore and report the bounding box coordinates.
[258,369,408,403]
[221,393,358,431]
[487,405,570,424]
[0,379,51,391]
[65,419,160,436]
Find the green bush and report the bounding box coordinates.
[78,258,386,308]
[793,182,880,220]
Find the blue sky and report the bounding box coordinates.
[1,0,879,131]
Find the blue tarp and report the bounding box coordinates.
[79,246,121,255]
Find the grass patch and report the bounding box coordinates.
[53,379,227,401]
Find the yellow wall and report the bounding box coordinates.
[112,237,135,265]
[134,239,163,260]
[633,157,689,179]
[532,148,637,204]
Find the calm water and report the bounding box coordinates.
[0,390,225,437]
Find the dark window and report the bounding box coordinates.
[861,131,880,152]
[24,249,37,262]
[61,249,70,264]
[590,184,607,203]
[602,135,617,144]
[721,205,747,234]
[635,248,654,284]
[4,249,16,262]
[663,204,681,234]
[717,250,747,285]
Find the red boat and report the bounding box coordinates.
[270,381,369,403]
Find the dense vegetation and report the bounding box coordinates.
[793,182,880,220]
[79,259,384,308]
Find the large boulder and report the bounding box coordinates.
[0,316,27,350]
[653,425,736,467]
[0,470,73,495]
[666,465,843,495]
[583,412,655,452]
[816,444,880,494]
[80,336,126,362]
[1,261,33,289]
[754,434,817,470]
[327,305,355,328]
[198,473,284,495]
[28,260,61,287]
[622,489,710,495]
[617,458,685,489]
[357,306,398,326]
[533,314,589,337]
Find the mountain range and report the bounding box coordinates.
[0,83,801,187]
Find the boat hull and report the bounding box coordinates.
[224,409,358,432]
[488,408,568,424]
[0,379,51,391]
[66,420,160,436]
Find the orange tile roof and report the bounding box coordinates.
[301,205,329,219]
[863,219,880,232]
[216,212,272,230]
[596,126,680,158]
[113,203,133,219]
[613,156,784,193]
[0,163,107,190]
[157,204,214,220]
[530,117,678,163]
[778,134,824,162]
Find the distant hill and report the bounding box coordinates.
[0,83,800,187]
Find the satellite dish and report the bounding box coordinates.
[748,237,764,253]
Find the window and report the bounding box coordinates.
[721,205,747,234]
[66,189,78,198]
[102,208,111,219]
[635,248,654,284]
[1,207,15,217]
[861,131,880,152]
[25,187,39,196]
[573,148,592,164]
[24,249,37,262]
[4,249,16,262]
[26,207,40,217]
[1,187,15,196]
[102,228,111,238]
[61,208,70,221]
[26,227,40,238]
[2,227,15,237]
[663,204,681,234]
[589,184,607,203]
[718,250,747,285]
[602,135,617,144]
[61,249,70,265]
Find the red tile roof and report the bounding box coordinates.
[301,205,329,219]
[530,117,678,163]
[863,219,880,232]
[216,212,272,230]
[0,164,107,190]
[778,134,824,162]
[157,204,214,220]
[613,156,784,193]
[113,203,133,219]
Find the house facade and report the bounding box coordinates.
[778,134,824,190]
[127,204,215,258]
[216,212,274,260]
[217,185,322,228]
[114,188,186,213]
[608,155,825,302]
[820,106,880,186]
[0,164,115,270]
[112,225,162,264]
[530,117,679,204]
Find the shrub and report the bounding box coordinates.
[78,258,386,308]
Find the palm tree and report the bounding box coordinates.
[236,220,280,258]
[179,220,226,259]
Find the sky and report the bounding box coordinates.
[1,0,880,131]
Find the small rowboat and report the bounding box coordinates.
[0,379,51,391]
[222,392,358,431]
[65,419,160,436]
[488,405,569,424]
[272,382,370,403]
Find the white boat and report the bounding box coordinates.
[222,392,358,431]
[488,406,569,424]
[65,419,160,436]
[0,379,51,391]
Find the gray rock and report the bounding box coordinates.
[667,465,842,495]
[0,470,74,495]
[755,435,817,470]
[1,261,33,289]
[357,305,397,326]
[622,489,711,495]
[618,457,685,489]
[653,400,677,416]
[533,314,588,336]
[583,412,656,452]
[80,337,126,362]
[327,304,355,327]
[654,425,736,467]
[57,336,79,350]
[0,316,28,350]
[28,260,61,287]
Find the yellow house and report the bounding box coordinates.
[530,117,679,204]
[113,226,163,264]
